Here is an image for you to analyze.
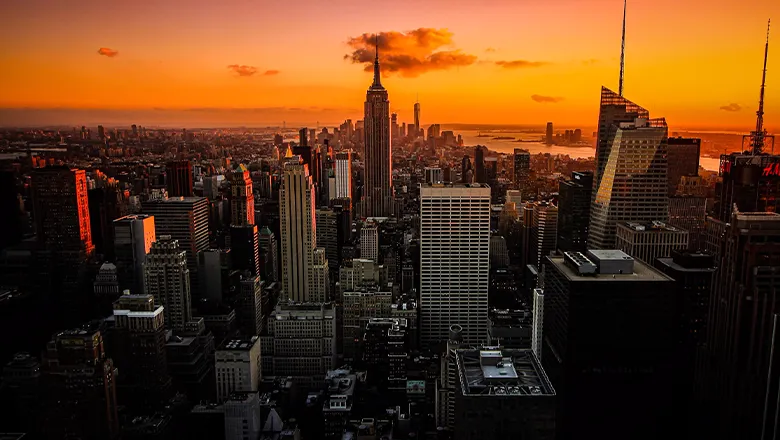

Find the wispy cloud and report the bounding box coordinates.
[227,65,259,77]
[345,28,477,77]
[719,103,742,112]
[531,94,564,104]
[495,60,549,69]
[263,70,280,76]
[485,47,497,53]
[97,47,118,58]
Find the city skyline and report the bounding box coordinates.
[0,0,778,129]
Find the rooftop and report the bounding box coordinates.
[456,348,555,397]
[618,221,685,233]
[220,337,260,351]
[420,182,489,189]
[549,252,672,283]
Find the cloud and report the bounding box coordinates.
[495,60,548,69]
[485,47,497,53]
[345,28,477,77]
[97,47,118,58]
[719,103,742,112]
[531,95,564,104]
[263,70,280,76]
[227,65,259,77]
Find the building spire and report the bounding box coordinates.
[373,33,382,87]
[619,0,626,96]
[751,19,771,155]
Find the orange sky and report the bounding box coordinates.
[0,0,778,129]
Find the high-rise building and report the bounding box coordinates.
[298,127,308,147]
[110,292,171,409]
[334,151,353,200]
[532,202,558,269]
[420,183,490,347]
[233,273,265,336]
[474,146,486,184]
[280,160,328,302]
[94,262,120,297]
[714,153,780,222]
[198,249,231,302]
[437,325,463,429]
[215,337,261,402]
[230,225,260,277]
[32,166,93,253]
[391,112,399,140]
[141,196,209,288]
[513,149,531,190]
[363,43,393,218]
[589,116,669,249]
[666,137,701,195]
[87,185,126,258]
[489,235,510,268]
[668,195,708,251]
[360,221,379,262]
[424,167,443,184]
[460,156,472,184]
[545,122,554,145]
[362,317,409,392]
[113,214,156,293]
[697,212,780,440]
[41,324,119,440]
[532,288,544,360]
[615,221,689,264]
[230,164,255,226]
[453,349,556,440]
[259,226,279,282]
[414,100,421,138]
[557,171,593,253]
[542,250,676,440]
[224,392,263,440]
[316,208,340,280]
[0,171,22,250]
[143,236,192,332]
[166,160,194,197]
[343,288,391,362]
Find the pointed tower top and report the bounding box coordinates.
[750,18,771,155]
[619,0,627,96]
[372,33,382,87]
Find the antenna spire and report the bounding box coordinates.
[752,19,771,155]
[619,0,627,96]
[372,33,382,87]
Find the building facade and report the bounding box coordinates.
[215,337,262,402]
[143,236,192,332]
[557,171,593,253]
[615,221,689,264]
[363,46,393,218]
[113,214,156,293]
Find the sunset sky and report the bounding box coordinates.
[0,0,778,129]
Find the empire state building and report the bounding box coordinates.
[363,39,393,217]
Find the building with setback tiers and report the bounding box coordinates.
[363,42,393,217]
[143,236,191,332]
[542,250,676,440]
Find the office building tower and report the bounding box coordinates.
[299,127,308,147]
[593,87,651,192]
[143,236,192,332]
[224,392,262,440]
[420,183,490,347]
[87,185,126,258]
[166,160,194,197]
[454,349,556,440]
[259,227,279,282]
[654,251,716,432]
[94,262,120,297]
[557,172,593,253]
[360,221,379,262]
[461,156,473,184]
[667,137,701,195]
[110,292,171,408]
[474,146,487,184]
[697,212,780,440]
[230,164,255,226]
[335,151,353,200]
[0,171,22,250]
[437,325,463,429]
[532,288,544,360]
[280,160,329,302]
[362,317,409,392]
[391,113,399,140]
[268,301,337,387]
[487,308,532,349]
[230,225,260,277]
[668,196,707,251]
[543,250,676,440]
[198,249,231,302]
[41,324,119,440]
[363,44,393,218]
[513,149,531,189]
[316,208,340,283]
[32,166,94,253]
[489,235,510,268]
[311,248,329,303]
[113,214,156,293]
[545,122,554,145]
[615,221,689,264]
[414,101,421,137]
[97,124,105,139]
[338,258,386,295]
[233,273,265,336]
[215,337,261,402]
[589,117,669,249]
[714,154,780,222]
[424,167,443,184]
[342,288,392,362]
[532,202,558,269]
[141,196,209,288]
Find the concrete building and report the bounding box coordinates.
[360,221,379,262]
[198,249,231,302]
[143,236,192,332]
[513,149,531,191]
[94,262,119,297]
[532,202,558,270]
[615,221,689,265]
[557,172,593,253]
[334,151,353,201]
[113,214,156,293]
[363,317,409,392]
[487,307,532,350]
[224,392,262,440]
[666,137,701,196]
[363,46,393,218]
[342,288,392,362]
[215,337,262,402]
[420,183,490,347]
[229,163,255,227]
[233,273,264,336]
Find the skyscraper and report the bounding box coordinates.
[513,148,531,190]
[113,214,156,293]
[230,164,255,226]
[335,151,352,200]
[259,226,279,282]
[414,100,421,138]
[589,116,669,249]
[420,183,490,347]
[474,146,486,184]
[32,166,93,254]
[166,160,194,197]
[615,221,689,264]
[666,137,701,195]
[363,40,393,218]
[298,127,308,147]
[230,225,260,277]
[557,171,593,253]
[391,112,399,140]
[531,201,558,269]
[697,211,780,440]
[143,236,192,332]
[360,220,379,262]
[215,337,261,402]
[460,156,472,183]
[545,122,554,146]
[280,159,328,302]
[0,170,22,250]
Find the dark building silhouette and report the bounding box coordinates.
[166,160,194,197]
[461,156,472,183]
[714,153,780,222]
[298,127,308,147]
[0,170,22,250]
[513,148,531,190]
[230,225,260,277]
[545,122,554,146]
[88,185,126,259]
[696,211,780,440]
[543,250,676,440]
[557,171,593,253]
[474,146,486,184]
[667,137,701,195]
